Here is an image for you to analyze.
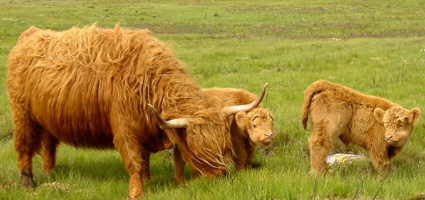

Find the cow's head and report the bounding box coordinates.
[235,108,275,146]
[374,106,421,147]
[148,83,268,176]
[162,114,233,177]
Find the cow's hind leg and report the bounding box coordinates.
[12,113,42,189]
[42,132,59,176]
[308,124,333,175]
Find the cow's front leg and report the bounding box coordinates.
[117,145,145,199]
[113,135,146,198]
[173,146,186,184]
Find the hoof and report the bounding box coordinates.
[21,174,35,189]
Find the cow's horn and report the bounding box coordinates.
[148,104,188,129]
[221,83,268,115]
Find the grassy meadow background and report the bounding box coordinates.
[1,0,425,199]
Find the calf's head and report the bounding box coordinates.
[235,108,275,146]
[374,106,421,147]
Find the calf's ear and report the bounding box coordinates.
[373,108,385,124]
[408,108,421,125]
[235,112,248,130]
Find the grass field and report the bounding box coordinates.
[1,0,425,199]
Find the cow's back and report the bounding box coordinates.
[6,25,161,148]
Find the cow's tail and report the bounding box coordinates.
[301,80,330,129]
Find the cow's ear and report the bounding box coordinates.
[235,111,248,130]
[408,108,421,125]
[373,108,385,124]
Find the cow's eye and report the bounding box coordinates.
[253,124,257,128]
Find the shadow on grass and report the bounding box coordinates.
[53,158,128,182]
[32,150,177,190]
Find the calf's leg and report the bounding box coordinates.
[370,147,392,175]
[141,151,151,180]
[308,125,333,175]
[245,146,256,169]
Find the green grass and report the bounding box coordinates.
[1,0,425,199]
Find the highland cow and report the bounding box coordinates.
[7,24,263,198]
[147,85,274,184]
[301,80,421,175]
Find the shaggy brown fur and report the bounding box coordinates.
[301,80,421,175]
[7,24,238,198]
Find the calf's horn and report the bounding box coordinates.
[148,104,188,129]
[221,83,268,115]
